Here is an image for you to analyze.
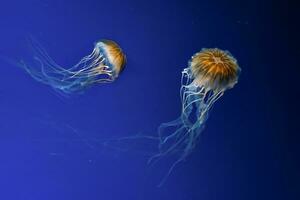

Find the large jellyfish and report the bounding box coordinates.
[151,48,240,184]
[19,39,126,94]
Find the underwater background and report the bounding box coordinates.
[0,0,296,200]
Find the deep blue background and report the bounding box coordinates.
[0,0,296,200]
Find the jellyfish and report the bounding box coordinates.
[150,48,240,184]
[19,38,126,94]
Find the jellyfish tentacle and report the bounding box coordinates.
[30,36,101,73]
[19,38,126,94]
[157,125,193,161]
[160,122,186,145]
[157,118,185,145]
[148,125,189,165]
[151,48,240,186]
[182,89,205,113]
[205,91,224,110]
[29,37,64,71]
[67,63,105,79]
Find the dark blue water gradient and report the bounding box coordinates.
[0,0,295,199]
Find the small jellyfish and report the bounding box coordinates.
[151,48,240,184]
[20,38,126,94]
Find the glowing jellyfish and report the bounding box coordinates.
[20,39,126,94]
[151,48,240,184]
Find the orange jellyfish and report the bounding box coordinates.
[20,38,126,94]
[152,48,240,184]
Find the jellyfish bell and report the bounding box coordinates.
[19,38,126,94]
[181,48,240,126]
[189,48,240,92]
[94,39,126,80]
[151,48,240,185]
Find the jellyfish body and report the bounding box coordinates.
[152,48,240,183]
[20,39,126,94]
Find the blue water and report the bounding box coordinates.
[0,0,295,200]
